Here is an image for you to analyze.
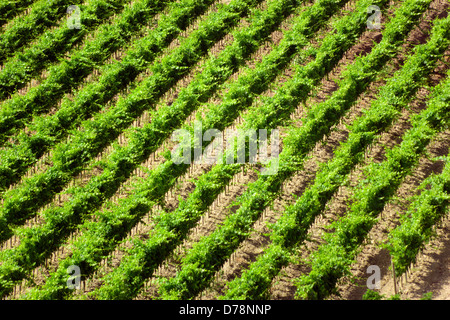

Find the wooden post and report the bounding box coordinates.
[391,258,397,295]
